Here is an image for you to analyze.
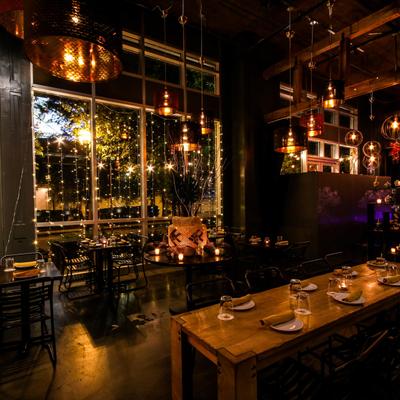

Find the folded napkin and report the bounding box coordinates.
[232,294,252,307]
[276,240,289,246]
[14,261,36,268]
[383,275,400,284]
[13,269,40,279]
[343,289,363,302]
[260,311,295,327]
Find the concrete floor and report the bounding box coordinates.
[0,267,217,400]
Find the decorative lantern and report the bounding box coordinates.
[322,80,344,109]
[171,121,201,153]
[362,154,380,173]
[0,0,23,39]
[274,122,307,154]
[24,0,122,83]
[345,129,363,146]
[381,114,400,141]
[300,110,323,137]
[362,141,381,157]
[199,109,213,135]
[154,87,177,117]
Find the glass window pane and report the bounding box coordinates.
[323,165,332,173]
[339,146,351,157]
[308,163,318,172]
[145,57,180,84]
[96,103,141,220]
[308,141,319,156]
[324,110,335,124]
[146,112,217,220]
[280,153,301,175]
[186,69,216,94]
[121,50,140,74]
[324,143,333,158]
[34,94,91,223]
[339,114,351,128]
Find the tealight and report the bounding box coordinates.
[377,198,382,204]
[178,253,184,261]
[155,248,160,255]
[391,247,397,255]
[215,248,220,256]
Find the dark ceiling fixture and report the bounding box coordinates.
[155,7,177,117]
[0,0,24,39]
[24,0,122,83]
[274,7,307,154]
[322,1,344,109]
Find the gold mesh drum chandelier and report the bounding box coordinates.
[0,0,24,39]
[24,0,122,83]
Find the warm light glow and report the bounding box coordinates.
[214,248,220,256]
[178,253,184,261]
[391,117,399,130]
[98,162,104,169]
[391,247,396,254]
[78,129,91,144]
[147,165,155,173]
[64,52,74,63]
[376,198,382,204]
[155,248,160,255]
[165,163,174,170]
[71,15,80,24]
[156,88,175,116]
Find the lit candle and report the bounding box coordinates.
[155,248,160,255]
[178,253,184,261]
[377,198,382,204]
[215,248,220,256]
[391,247,397,255]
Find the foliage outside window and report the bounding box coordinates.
[145,57,180,84]
[281,152,301,175]
[186,69,216,94]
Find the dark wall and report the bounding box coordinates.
[0,28,35,256]
[278,172,389,257]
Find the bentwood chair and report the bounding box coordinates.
[0,277,57,366]
[50,242,94,299]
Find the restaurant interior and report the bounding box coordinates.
[2,0,400,399]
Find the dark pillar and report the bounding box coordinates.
[0,28,34,256]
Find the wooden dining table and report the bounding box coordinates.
[171,263,400,400]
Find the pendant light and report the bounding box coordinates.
[322,1,344,109]
[198,1,213,135]
[345,129,363,146]
[0,0,23,39]
[171,0,201,153]
[155,8,177,117]
[381,35,400,141]
[303,19,323,137]
[274,7,307,154]
[24,0,122,83]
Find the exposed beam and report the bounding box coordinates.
[263,2,400,81]
[265,71,400,123]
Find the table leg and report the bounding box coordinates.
[217,350,257,400]
[94,251,105,292]
[171,318,193,400]
[20,282,31,353]
[184,266,193,309]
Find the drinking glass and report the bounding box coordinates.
[289,279,302,310]
[218,295,234,320]
[277,235,283,242]
[327,278,339,295]
[4,257,15,272]
[342,266,352,281]
[295,291,311,316]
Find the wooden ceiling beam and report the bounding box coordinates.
[265,71,400,123]
[263,2,400,81]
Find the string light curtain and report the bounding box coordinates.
[0,0,23,39]
[24,0,122,83]
[274,7,307,153]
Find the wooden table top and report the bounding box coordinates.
[0,262,62,287]
[174,263,400,366]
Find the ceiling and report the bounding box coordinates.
[135,0,400,101]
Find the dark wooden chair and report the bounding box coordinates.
[324,251,353,270]
[0,277,57,366]
[299,258,331,279]
[245,266,287,293]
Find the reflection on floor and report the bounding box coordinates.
[0,266,217,400]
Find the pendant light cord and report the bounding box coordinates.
[309,20,317,107]
[162,9,168,87]
[327,1,335,81]
[287,7,293,127]
[200,0,204,111]
[180,0,187,119]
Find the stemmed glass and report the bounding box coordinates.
[4,257,15,272]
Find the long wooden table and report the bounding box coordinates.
[171,263,400,400]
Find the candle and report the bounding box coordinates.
[178,253,184,261]
[214,248,220,256]
[391,247,397,255]
[155,248,160,255]
[377,198,382,204]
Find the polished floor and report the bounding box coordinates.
[0,266,217,400]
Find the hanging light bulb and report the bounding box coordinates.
[381,114,400,141]
[274,8,307,153]
[171,121,201,153]
[155,9,178,117]
[345,129,363,146]
[200,109,213,135]
[322,79,344,109]
[363,141,381,157]
[155,87,176,117]
[300,110,323,137]
[24,0,122,83]
[0,0,23,39]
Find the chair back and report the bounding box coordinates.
[324,251,353,270]
[245,266,287,293]
[186,277,235,311]
[50,242,67,273]
[300,258,331,278]
[1,251,44,266]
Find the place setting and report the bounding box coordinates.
[376,265,400,287]
[326,276,365,306]
[3,257,46,280]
